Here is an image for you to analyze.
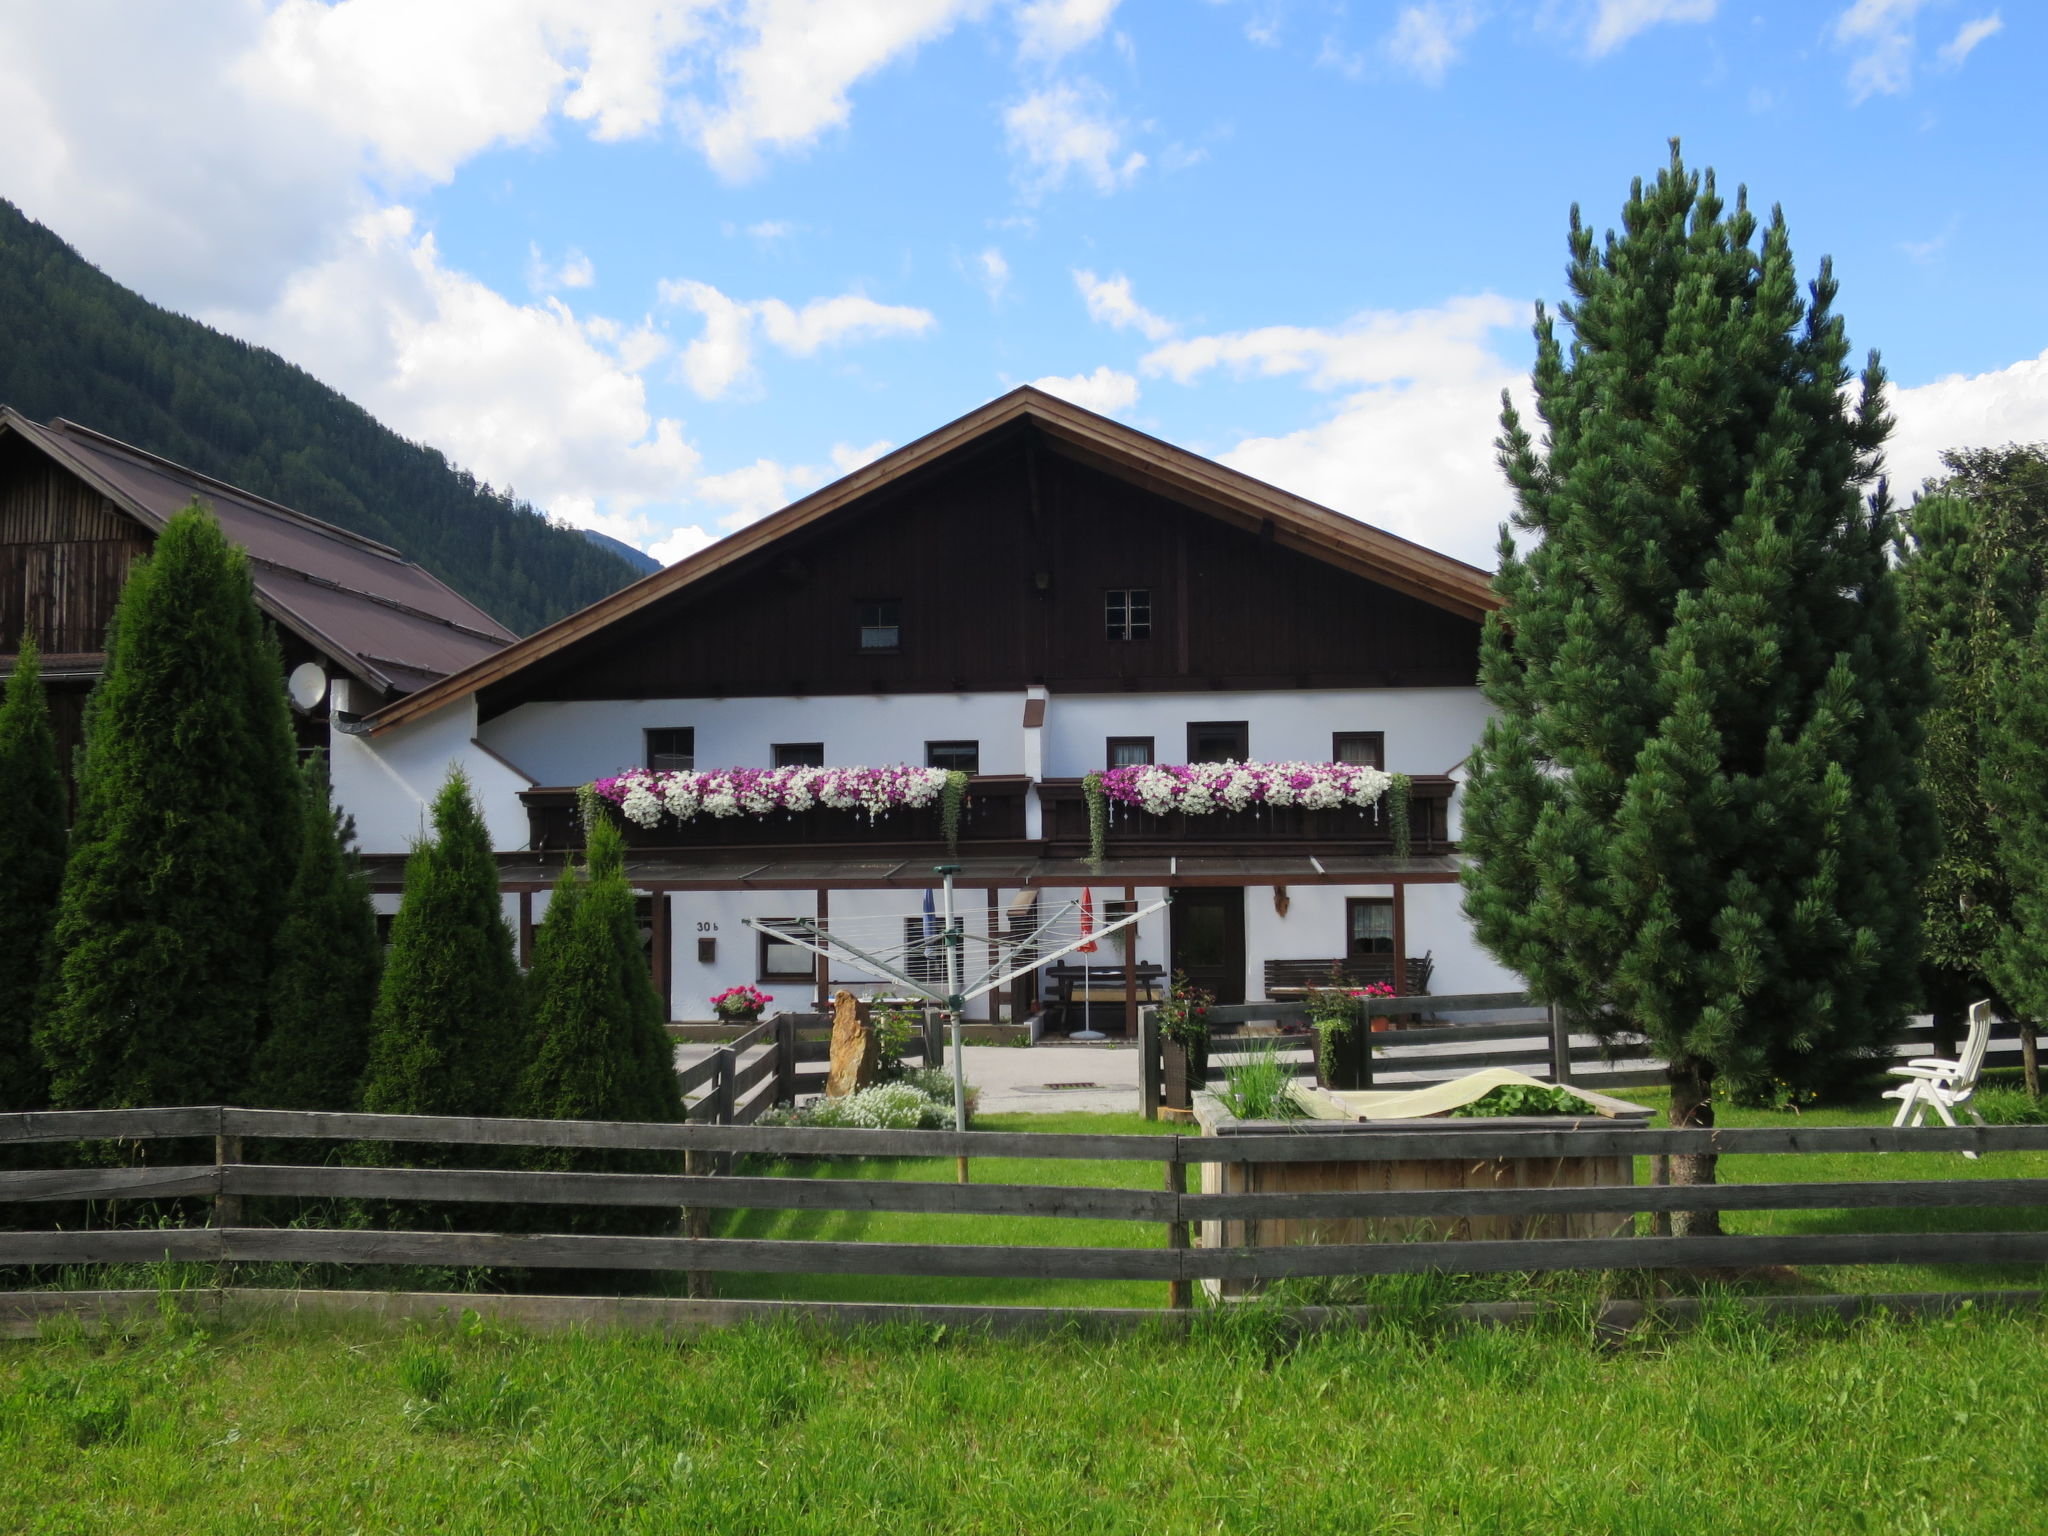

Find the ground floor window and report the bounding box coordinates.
[1347,897,1394,957]
[758,922,815,981]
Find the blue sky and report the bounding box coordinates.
[2,1,2040,572]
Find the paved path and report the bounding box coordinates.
[672,1039,1142,1116]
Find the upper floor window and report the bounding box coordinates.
[858,599,901,651]
[927,740,980,774]
[1187,721,1248,763]
[647,727,695,773]
[1105,588,1152,641]
[1107,736,1154,769]
[773,742,825,768]
[1332,732,1384,770]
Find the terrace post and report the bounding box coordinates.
[775,1012,798,1103]
[713,1047,736,1174]
[1138,1006,1160,1121]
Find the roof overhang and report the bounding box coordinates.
[366,386,1500,735]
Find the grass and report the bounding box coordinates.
[4,1302,2048,1533]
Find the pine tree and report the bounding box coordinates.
[245,753,383,1111]
[517,808,684,1237]
[0,636,65,1115]
[359,768,526,1124]
[35,506,303,1109]
[1462,145,1933,1227]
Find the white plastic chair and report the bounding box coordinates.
[1882,999,1993,1156]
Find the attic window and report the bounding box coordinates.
[1106,589,1151,641]
[858,600,900,651]
[647,728,694,773]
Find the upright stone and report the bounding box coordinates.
[825,990,878,1098]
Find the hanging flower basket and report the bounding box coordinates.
[593,765,952,829]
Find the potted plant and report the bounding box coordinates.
[710,984,773,1025]
[1155,972,1214,1111]
[1305,985,1372,1091]
[1359,979,1398,1031]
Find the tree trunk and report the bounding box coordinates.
[2023,1022,2041,1101]
[1666,1061,1722,1238]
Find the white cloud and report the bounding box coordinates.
[659,279,936,399]
[693,438,895,529]
[1030,366,1141,414]
[1833,0,1936,101]
[689,0,978,179]
[1583,0,1716,57]
[1015,0,1121,60]
[1887,350,2048,495]
[977,247,1012,301]
[209,204,702,553]
[1384,3,1482,85]
[1937,12,2003,68]
[1146,293,1529,568]
[649,523,719,566]
[746,219,797,240]
[1073,269,1175,340]
[1005,80,1146,197]
[528,243,596,292]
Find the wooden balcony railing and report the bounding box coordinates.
[523,774,1032,852]
[1036,774,1455,857]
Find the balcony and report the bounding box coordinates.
[524,774,1032,854]
[1036,775,1455,858]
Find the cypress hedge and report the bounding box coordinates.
[0,635,64,1116]
[35,506,303,1110]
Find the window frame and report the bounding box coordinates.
[1331,731,1385,770]
[1186,720,1249,764]
[1346,897,1396,958]
[1106,736,1155,769]
[925,740,981,774]
[757,923,816,982]
[1104,587,1153,642]
[771,742,825,769]
[645,726,696,773]
[856,598,902,653]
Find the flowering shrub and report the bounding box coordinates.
[1155,971,1213,1045]
[1100,761,1395,817]
[757,1067,971,1132]
[592,764,952,829]
[710,984,773,1019]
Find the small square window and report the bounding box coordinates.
[927,740,980,774]
[1106,736,1154,768]
[1332,732,1384,769]
[1187,721,1248,763]
[1106,588,1152,641]
[858,600,901,651]
[1348,898,1394,957]
[773,742,825,768]
[647,727,695,773]
[759,924,815,982]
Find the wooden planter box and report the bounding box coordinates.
[1161,1036,1208,1111]
[1191,1081,1652,1301]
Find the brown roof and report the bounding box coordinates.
[369,386,1500,733]
[0,409,516,697]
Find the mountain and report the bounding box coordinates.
[0,199,645,635]
[581,528,662,576]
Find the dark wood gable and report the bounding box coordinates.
[479,426,1480,718]
[0,431,152,658]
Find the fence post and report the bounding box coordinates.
[775,1012,798,1103]
[211,1124,242,1230]
[683,1140,712,1299]
[1548,1002,1574,1087]
[1139,1006,1160,1121]
[923,1007,944,1070]
[713,1047,736,1175]
[1165,1138,1190,1311]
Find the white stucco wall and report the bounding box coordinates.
[330,686,534,857]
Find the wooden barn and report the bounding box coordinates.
[0,406,517,785]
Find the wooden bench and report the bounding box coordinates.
[1262,954,1434,997]
[1043,961,1165,1024]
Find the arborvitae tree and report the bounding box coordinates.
[35,506,303,1109]
[517,808,684,1237]
[245,754,383,1112]
[1462,145,1933,1227]
[359,768,525,1125]
[1982,594,2048,1096]
[0,636,65,1116]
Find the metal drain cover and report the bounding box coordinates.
[1043,1082,1100,1090]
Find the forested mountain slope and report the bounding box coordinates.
[0,200,646,634]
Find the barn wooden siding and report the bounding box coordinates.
[0,445,149,655]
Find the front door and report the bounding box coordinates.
[1171,887,1245,1004]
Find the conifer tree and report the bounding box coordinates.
[245,754,383,1111]
[1462,145,1932,1226]
[35,506,303,1109]
[518,806,683,1236]
[0,636,66,1116]
[1982,594,2048,1096]
[358,768,525,1124]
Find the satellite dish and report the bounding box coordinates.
[287,662,329,713]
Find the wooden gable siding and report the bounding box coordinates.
[480,430,1480,716]
[0,440,150,655]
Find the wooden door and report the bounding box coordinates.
[1171,887,1245,1004]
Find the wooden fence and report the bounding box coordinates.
[674,1009,941,1129]
[5,1106,2048,1334]
[1138,993,2036,1119]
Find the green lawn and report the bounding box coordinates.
[4,1303,2047,1534]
